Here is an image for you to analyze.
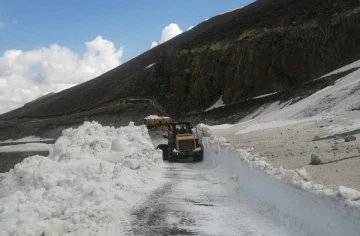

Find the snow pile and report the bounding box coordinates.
[144,115,170,119]
[147,129,168,148]
[0,121,164,236]
[0,136,54,144]
[199,128,360,236]
[205,96,225,111]
[195,123,213,142]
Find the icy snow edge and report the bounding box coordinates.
[198,124,360,236]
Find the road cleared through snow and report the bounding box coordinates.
[131,163,308,236]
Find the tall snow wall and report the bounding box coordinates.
[201,131,360,236]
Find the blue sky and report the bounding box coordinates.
[1,0,253,61]
[0,0,254,114]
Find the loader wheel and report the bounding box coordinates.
[168,143,175,162]
[157,144,168,160]
[194,145,203,162]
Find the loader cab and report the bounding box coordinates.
[174,123,191,134]
[157,121,203,162]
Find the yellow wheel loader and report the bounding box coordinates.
[143,117,203,162]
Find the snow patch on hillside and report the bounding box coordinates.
[252,91,279,99]
[213,64,360,136]
[0,121,164,236]
[205,96,225,111]
[145,63,155,69]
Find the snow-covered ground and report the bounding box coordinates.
[0,136,54,144]
[0,143,53,152]
[0,122,165,236]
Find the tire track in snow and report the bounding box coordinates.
[130,166,198,235]
[114,207,134,236]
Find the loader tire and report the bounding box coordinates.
[157,144,168,160]
[168,143,175,162]
[194,145,203,162]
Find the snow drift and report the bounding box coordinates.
[0,121,164,236]
[198,125,360,236]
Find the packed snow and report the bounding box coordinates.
[0,136,54,144]
[0,121,164,236]
[0,143,53,152]
[205,95,225,111]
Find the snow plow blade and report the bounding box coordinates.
[143,116,172,132]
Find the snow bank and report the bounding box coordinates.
[200,127,360,236]
[0,121,164,236]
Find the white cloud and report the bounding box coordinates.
[160,23,182,43]
[150,23,183,48]
[0,36,124,114]
[0,21,4,29]
[187,26,194,30]
[150,42,158,49]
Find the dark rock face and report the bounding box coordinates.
[1,0,360,140]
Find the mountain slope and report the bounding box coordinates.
[1,0,360,140]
